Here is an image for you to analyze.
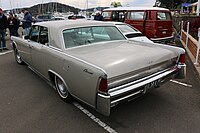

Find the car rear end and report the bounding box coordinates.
[96,49,186,116]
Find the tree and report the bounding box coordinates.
[110,1,122,7]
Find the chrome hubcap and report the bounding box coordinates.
[15,49,21,63]
[56,77,68,98]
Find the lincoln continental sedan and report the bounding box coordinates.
[11,20,186,116]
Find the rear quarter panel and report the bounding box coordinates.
[45,48,106,108]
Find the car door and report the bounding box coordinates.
[19,27,38,65]
[29,26,48,76]
[19,37,32,65]
[19,25,39,66]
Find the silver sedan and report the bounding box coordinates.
[11,20,186,116]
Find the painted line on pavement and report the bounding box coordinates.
[73,102,117,133]
[170,80,192,88]
[0,50,13,56]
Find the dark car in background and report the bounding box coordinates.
[67,15,86,20]
[35,14,55,22]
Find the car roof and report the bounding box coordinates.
[32,20,127,50]
[33,20,116,29]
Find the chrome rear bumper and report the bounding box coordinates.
[96,64,186,116]
[150,36,174,44]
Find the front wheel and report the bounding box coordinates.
[14,48,24,64]
[55,76,72,102]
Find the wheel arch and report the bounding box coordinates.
[48,70,69,91]
[12,41,17,50]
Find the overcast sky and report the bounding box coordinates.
[0,0,156,10]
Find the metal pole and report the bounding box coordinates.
[186,22,190,48]
[194,28,200,65]
[180,21,183,40]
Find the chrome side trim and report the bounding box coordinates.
[49,45,62,51]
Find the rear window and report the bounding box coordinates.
[63,26,125,48]
[157,12,171,20]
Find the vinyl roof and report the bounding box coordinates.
[34,19,116,29]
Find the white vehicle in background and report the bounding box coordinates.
[110,22,153,43]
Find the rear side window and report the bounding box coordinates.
[39,26,48,45]
[102,11,112,19]
[157,12,171,20]
[30,26,40,42]
[127,11,144,20]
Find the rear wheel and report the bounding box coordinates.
[14,48,24,64]
[55,76,72,102]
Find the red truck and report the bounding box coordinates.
[102,7,174,43]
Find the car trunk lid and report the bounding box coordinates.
[66,41,177,86]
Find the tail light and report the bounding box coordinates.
[99,78,108,93]
[178,54,185,64]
